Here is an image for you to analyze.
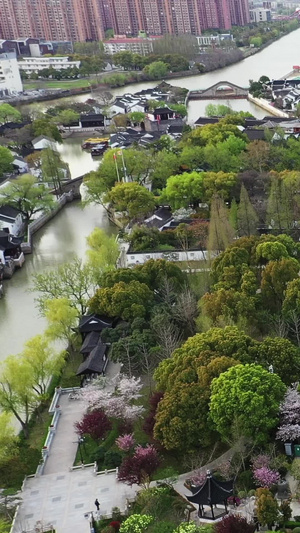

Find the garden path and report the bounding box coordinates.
[44,361,121,475]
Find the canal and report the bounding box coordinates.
[0,27,300,363]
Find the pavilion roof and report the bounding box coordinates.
[186,472,233,506]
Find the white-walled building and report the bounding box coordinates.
[18,56,80,74]
[250,8,272,22]
[0,52,23,96]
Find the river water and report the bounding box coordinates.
[0,28,299,364]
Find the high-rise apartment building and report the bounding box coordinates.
[0,0,250,42]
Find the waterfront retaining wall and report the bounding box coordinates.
[248,94,289,117]
[21,191,74,254]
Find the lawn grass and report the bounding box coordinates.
[23,79,94,90]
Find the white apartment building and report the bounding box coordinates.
[250,8,272,21]
[18,56,80,74]
[104,37,155,56]
[0,52,23,96]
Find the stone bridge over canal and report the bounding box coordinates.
[59,174,85,198]
[187,81,249,100]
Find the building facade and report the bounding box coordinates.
[18,56,80,73]
[0,0,250,41]
[0,52,23,95]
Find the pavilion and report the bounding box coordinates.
[186,470,234,520]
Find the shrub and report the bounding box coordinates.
[109,521,121,531]
[90,446,105,464]
[111,507,122,522]
[215,515,256,533]
[237,469,255,492]
[143,392,164,437]
[293,528,300,533]
[119,514,153,533]
[104,450,123,469]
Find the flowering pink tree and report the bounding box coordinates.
[253,467,280,489]
[118,444,160,485]
[276,383,300,442]
[78,375,144,422]
[115,434,135,452]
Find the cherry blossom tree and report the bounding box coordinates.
[251,454,271,470]
[78,375,144,422]
[276,383,300,442]
[115,434,135,452]
[253,467,280,489]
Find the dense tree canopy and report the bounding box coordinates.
[210,364,286,444]
[89,280,154,321]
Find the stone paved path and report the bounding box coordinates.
[15,469,138,533]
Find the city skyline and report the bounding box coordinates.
[0,0,250,43]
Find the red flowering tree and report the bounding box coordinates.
[74,409,111,441]
[118,444,160,485]
[215,515,256,533]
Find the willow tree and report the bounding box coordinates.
[237,184,259,236]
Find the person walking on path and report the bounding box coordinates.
[94,499,100,511]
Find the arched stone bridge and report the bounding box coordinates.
[60,175,84,199]
[187,81,249,100]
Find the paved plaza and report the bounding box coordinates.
[14,469,138,533]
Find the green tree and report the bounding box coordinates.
[243,141,270,172]
[86,227,119,280]
[154,356,238,450]
[0,174,55,224]
[205,104,233,117]
[210,364,286,444]
[44,298,79,354]
[84,148,152,203]
[54,109,79,129]
[168,103,187,118]
[267,175,293,230]
[0,146,13,176]
[22,334,64,395]
[32,257,96,316]
[0,356,39,438]
[129,111,145,124]
[0,103,21,124]
[250,36,262,47]
[154,326,257,391]
[162,172,204,209]
[105,182,155,226]
[151,150,179,191]
[32,117,62,142]
[208,195,235,254]
[146,61,169,79]
[261,257,299,312]
[257,336,300,385]
[0,413,18,466]
[185,121,247,147]
[113,51,134,69]
[237,184,259,236]
[89,280,154,321]
[256,488,279,528]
